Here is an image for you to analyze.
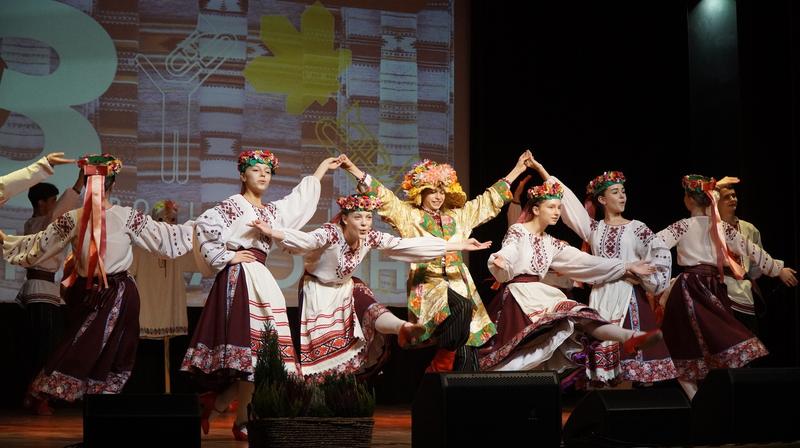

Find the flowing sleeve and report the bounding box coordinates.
[127,208,194,259]
[272,176,321,230]
[277,224,337,255]
[723,222,783,277]
[556,176,595,243]
[488,224,526,284]
[633,222,672,294]
[549,243,627,285]
[359,174,417,235]
[193,203,237,275]
[3,210,77,267]
[656,219,690,250]
[452,179,513,233]
[367,230,446,262]
[0,157,54,207]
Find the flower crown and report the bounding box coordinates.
[238,149,279,173]
[77,153,122,177]
[682,174,716,194]
[586,171,625,197]
[336,193,382,212]
[400,159,466,208]
[151,200,178,219]
[528,180,564,202]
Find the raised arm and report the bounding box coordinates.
[0,157,54,206]
[556,176,595,244]
[271,175,321,230]
[341,155,415,234]
[50,169,85,221]
[453,151,532,232]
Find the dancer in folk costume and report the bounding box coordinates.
[181,150,341,441]
[479,178,662,373]
[250,193,491,378]
[341,151,533,372]
[533,159,678,385]
[0,152,75,207]
[716,181,789,334]
[1,154,194,404]
[506,173,576,298]
[17,171,83,415]
[655,175,797,400]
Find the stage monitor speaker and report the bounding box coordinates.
[83,393,200,448]
[411,371,561,448]
[692,367,800,445]
[562,387,691,447]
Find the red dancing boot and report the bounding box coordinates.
[425,349,456,372]
[198,391,217,435]
[232,422,248,441]
[623,329,663,355]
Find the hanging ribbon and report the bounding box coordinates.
[705,188,745,282]
[62,165,109,289]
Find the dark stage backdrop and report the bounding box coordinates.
[467,0,800,367]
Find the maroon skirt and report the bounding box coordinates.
[616,285,677,382]
[181,259,256,387]
[661,264,768,381]
[30,271,139,402]
[478,275,608,371]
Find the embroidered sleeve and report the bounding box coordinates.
[360,174,417,236]
[194,199,238,274]
[723,222,783,277]
[3,210,76,268]
[656,219,689,249]
[452,179,512,234]
[271,176,321,230]
[373,231,446,263]
[488,224,524,283]
[550,244,627,285]
[634,222,672,294]
[277,223,337,255]
[556,176,596,244]
[129,208,194,260]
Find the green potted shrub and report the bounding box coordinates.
[247,323,375,447]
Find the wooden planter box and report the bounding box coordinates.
[247,416,374,448]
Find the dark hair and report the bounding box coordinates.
[83,175,116,192]
[28,182,59,208]
[687,191,711,207]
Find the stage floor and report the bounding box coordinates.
[1,406,799,448]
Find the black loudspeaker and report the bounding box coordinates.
[563,387,691,447]
[83,393,200,448]
[692,368,800,445]
[411,371,561,447]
